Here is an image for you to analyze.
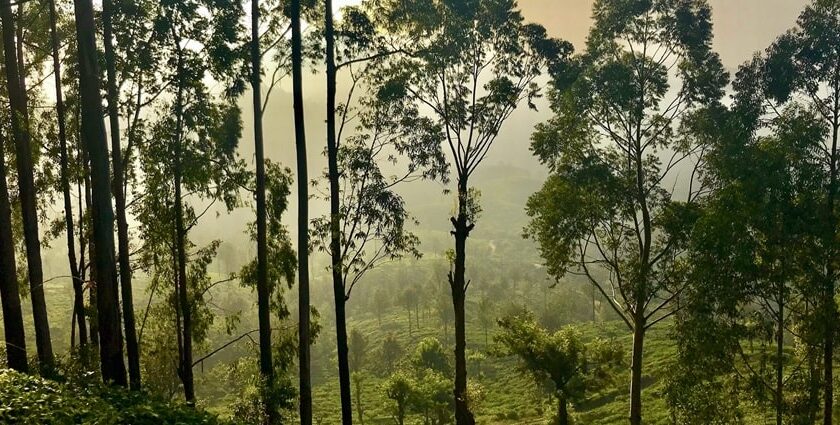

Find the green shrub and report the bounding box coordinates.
[0,369,229,424]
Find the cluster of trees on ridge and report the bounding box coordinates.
[3,0,840,424]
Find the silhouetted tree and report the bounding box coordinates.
[72,0,127,385]
[0,0,54,372]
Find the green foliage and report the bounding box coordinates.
[0,369,227,424]
[494,311,623,407]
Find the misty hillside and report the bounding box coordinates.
[3,0,840,425]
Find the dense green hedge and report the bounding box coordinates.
[0,369,228,424]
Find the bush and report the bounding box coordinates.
[0,369,229,424]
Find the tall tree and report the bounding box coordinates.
[0,0,54,371]
[48,0,87,350]
[373,2,566,422]
[72,0,127,385]
[323,1,350,421]
[0,130,26,372]
[139,0,247,402]
[250,0,276,421]
[319,7,447,420]
[673,97,827,424]
[290,0,312,421]
[102,0,140,390]
[760,3,840,421]
[526,1,727,423]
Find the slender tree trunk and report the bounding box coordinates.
[776,287,784,425]
[825,116,839,425]
[250,2,276,423]
[291,0,311,422]
[84,164,99,350]
[557,394,569,425]
[629,319,645,425]
[73,0,127,386]
[102,0,140,390]
[49,0,87,351]
[171,40,195,404]
[629,127,651,425]
[397,402,405,425]
[325,2,353,422]
[450,182,475,425]
[0,0,54,372]
[0,132,27,372]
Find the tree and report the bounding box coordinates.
[239,160,298,424]
[526,1,727,423]
[0,0,54,372]
[349,329,370,424]
[372,2,568,421]
[290,0,312,421]
[384,370,413,425]
[380,333,403,374]
[476,295,495,348]
[249,0,275,420]
[318,5,447,421]
[760,3,840,421]
[0,130,26,372]
[72,0,127,385]
[48,0,87,352]
[672,72,827,424]
[102,0,140,390]
[494,311,623,425]
[134,0,248,402]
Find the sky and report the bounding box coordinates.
[520,0,808,72]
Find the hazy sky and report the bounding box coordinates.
[521,0,808,71]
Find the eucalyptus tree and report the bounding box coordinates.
[239,160,297,423]
[759,3,840,420]
[47,0,89,351]
[0,129,26,372]
[102,0,140,389]
[525,1,727,423]
[371,2,567,421]
[494,311,623,425]
[318,7,448,417]
[674,93,827,424]
[290,0,312,421]
[134,0,248,402]
[0,0,54,371]
[72,0,127,384]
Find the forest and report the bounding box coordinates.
[0,0,839,424]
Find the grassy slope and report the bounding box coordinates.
[311,306,678,425]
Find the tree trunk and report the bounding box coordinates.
[84,165,99,350]
[0,131,27,372]
[171,40,195,404]
[397,401,405,425]
[102,0,140,390]
[325,1,353,422]
[49,0,87,351]
[0,0,54,372]
[776,288,784,425]
[629,320,645,425]
[72,0,126,386]
[250,2,276,423]
[291,0,312,422]
[825,117,839,425]
[450,182,475,425]
[557,394,569,425]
